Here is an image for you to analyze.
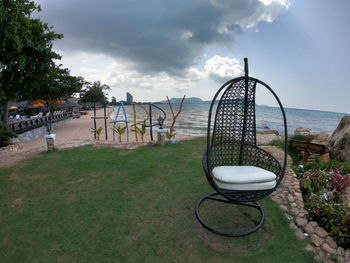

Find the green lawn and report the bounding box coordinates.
[0,138,316,263]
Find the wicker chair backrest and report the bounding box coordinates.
[212,78,257,165]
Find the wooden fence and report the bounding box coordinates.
[5,112,72,134]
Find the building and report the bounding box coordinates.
[126,92,133,105]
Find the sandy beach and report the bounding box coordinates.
[0,108,195,168]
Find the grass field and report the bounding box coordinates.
[0,138,316,262]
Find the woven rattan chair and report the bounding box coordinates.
[195,58,288,237]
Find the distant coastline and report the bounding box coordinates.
[155,97,349,115]
[115,101,347,136]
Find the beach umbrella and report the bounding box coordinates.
[8,106,18,110]
[31,99,46,107]
[49,99,65,105]
[31,99,65,107]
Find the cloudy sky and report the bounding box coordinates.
[35,0,350,113]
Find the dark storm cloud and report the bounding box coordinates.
[36,0,287,75]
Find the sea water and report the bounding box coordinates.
[112,103,348,136]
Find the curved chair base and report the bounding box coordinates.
[195,192,265,237]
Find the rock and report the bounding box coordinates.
[315,226,328,238]
[295,127,319,137]
[337,247,345,256]
[295,229,306,240]
[328,115,350,163]
[309,221,318,227]
[280,205,288,211]
[271,196,282,203]
[320,153,330,162]
[304,223,315,234]
[342,186,350,203]
[257,129,279,136]
[295,217,307,227]
[311,234,324,247]
[256,131,281,145]
[314,250,326,262]
[291,208,299,216]
[321,243,337,254]
[344,252,350,263]
[312,131,330,145]
[288,194,295,202]
[304,244,315,252]
[325,236,337,249]
[294,192,303,199]
[296,201,304,209]
[289,222,298,230]
[260,145,293,167]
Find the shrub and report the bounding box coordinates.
[291,134,308,141]
[131,121,147,143]
[267,134,307,164]
[91,127,103,141]
[0,124,16,147]
[113,125,126,143]
[304,160,350,174]
[300,169,350,248]
[165,128,176,140]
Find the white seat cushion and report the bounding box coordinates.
[213,178,276,191]
[212,165,276,184]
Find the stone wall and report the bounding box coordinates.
[11,119,70,143]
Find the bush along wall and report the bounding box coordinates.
[0,124,17,147]
[300,168,350,249]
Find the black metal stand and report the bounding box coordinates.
[145,103,167,141]
[91,101,108,140]
[195,192,265,237]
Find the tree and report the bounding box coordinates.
[80,81,110,104]
[35,66,85,111]
[113,125,126,143]
[0,0,80,123]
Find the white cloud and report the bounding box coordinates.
[60,51,247,101]
[204,56,244,81]
[42,0,290,101]
[37,0,290,75]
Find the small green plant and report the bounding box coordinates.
[0,124,17,147]
[304,160,350,174]
[131,121,147,143]
[267,137,304,165]
[113,125,126,143]
[290,134,308,141]
[165,128,177,140]
[91,127,103,141]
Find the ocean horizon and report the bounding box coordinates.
[111,102,348,136]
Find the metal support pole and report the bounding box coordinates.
[149,102,153,141]
[104,102,108,140]
[93,102,96,139]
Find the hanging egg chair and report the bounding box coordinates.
[195,58,288,237]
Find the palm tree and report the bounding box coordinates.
[113,125,126,143]
[166,127,177,140]
[132,121,147,143]
[91,127,103,141]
